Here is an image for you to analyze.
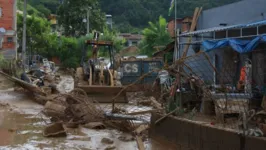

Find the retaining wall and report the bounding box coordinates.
[149,113,266,150]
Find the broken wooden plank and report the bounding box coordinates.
[136,136,145,150]
[189,7,200,32]
[83,122,106,129]
[127,109,162,115]
[134,124,149,135]
[0,71,46,95]
[151,98,163,109]
[155,107,180,125]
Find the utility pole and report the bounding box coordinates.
[22,0,27,69]
[86,7,91,36]
[173,0,177,62]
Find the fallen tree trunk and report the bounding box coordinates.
[0,71,46,96]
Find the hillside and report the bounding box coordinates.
[100,0,240,32]
[28,0,240,32]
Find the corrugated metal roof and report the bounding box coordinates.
[180,20,266,36]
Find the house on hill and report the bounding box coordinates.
[167,17,192,37]
[119,33,142,47]
[0,0,17,59]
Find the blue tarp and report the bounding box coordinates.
[202,35,266,53]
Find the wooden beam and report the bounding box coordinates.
[126,109,162,115]
[182,7,203,58]
[136,136,145,150]
[155,107,180,125]
[151,99,163,109]
[190,7,200,32]
[134,124,149,135]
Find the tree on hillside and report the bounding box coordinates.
[17,14,51,55]
[17,14,82,68]
[100,0,239,32]
[57,0,105,37]
[28,0,59,14]
[27,0,240,32]
[139,16,172,56]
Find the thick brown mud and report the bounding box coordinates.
[0,89,177,150]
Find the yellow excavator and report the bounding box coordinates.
[76,32,126,103]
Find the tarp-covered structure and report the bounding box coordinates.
[203,35,266,53]
[180,20,266,54]
[179,19,266,87]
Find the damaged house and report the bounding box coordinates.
[151,0,266,149]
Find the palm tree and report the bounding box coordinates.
[140,15,172,56]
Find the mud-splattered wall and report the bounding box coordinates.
[149,113,266,150]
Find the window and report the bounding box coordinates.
[132,41,138,46]
[0,37,3,48]
[7,37,13,43]
[0,8,2,18]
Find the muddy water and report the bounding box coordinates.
[0,90,177,150]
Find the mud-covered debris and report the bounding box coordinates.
[101,137,114,144]
[0,102,10,107]
[43,123,67,137]
[43,101,67,118]
[104,145,116,150]
[65,121,79,128]
[138,100,151,106]
[68,136,91,141]
[83,122,106,129]
[118,134,134,142]
[8,128,17,132]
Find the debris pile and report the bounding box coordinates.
[39,88,105,127]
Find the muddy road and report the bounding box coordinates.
[0,88,177,149]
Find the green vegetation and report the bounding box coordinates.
[57,0,105,37]
[18,0,45,17]
[17,13,81,68]
[77,28,126,58]
[28,0,59,14]
[16,10,125,68]
[99,0,240,32]
[139,16,172,56]
[17,0,241,68]
[28,0,240,32]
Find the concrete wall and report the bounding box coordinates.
[197,0,266,30]
[150,113,266,150]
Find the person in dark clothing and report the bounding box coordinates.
[20,72,31,83]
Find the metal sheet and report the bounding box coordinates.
[142,61,163,76]
[121,61,142,76]
[121,60,163,85]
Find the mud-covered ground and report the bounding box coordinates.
[0,75,177,150]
